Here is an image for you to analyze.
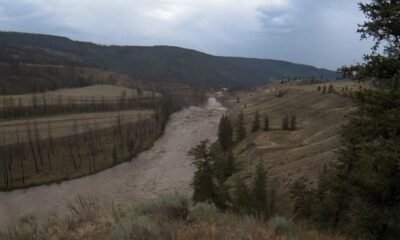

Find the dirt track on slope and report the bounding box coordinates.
[0,99,224,227]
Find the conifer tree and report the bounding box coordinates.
[213,150,236,185]
[251,110,260,132]
[218,115,233,151]
[317,85,321,91]
[234,178,251,213]
[188,141,217,204]
[322,85,327,94]
[290,178,314,220]
[235,111,246,141]
[251,161,268,218]
[328,84,334,93]
[297,1,400,239]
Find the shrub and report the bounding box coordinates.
[134,193,189,221]
[2,214,38,240]
[66,195,100,225]
[111,214,160,240]
[268,215,294,237]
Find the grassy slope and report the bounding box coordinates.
[225,80,359,211]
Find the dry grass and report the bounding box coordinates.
[0,194,345,240]
[0,84,158,108]
[225,80,357,213]
[0,109,153,145]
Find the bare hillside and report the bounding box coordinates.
[225,81,357,208]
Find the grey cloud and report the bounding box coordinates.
[0,0,372,70]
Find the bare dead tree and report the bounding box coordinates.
[15,126,24,184]
[18,97,23,118]
[73,120,82,169]
[57,94,63,110]
[7,145,13,185]
[32,94,38,112]
[33,120,44,166]
[0,133,9,187]
[88,125,97,172]
[26,121,39,174]
[68,139,77,170]
[42,93,47,115]
[47,120,54,155]
[46,121,53,171]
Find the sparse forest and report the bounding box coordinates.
[0,75,205,190]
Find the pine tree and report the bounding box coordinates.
[282,115,289,130]
[251,110,260,133]
[251,161,268,218]
[214,150,236,185]
[263,115,270,131]
[317,85,321,91]
[328,84,334,93]
[322,85,327,94]
[188,141,217,204]
[218,115,233,151]
[235,111,246,141]
[304,1,400,239]
[290,178,314,220]
[234,178,251,214]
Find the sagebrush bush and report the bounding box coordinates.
[268,215,294,237]
[1,214,38,240]
[134,192,189,220]
[66,195,100,225]
[111,214,160,240]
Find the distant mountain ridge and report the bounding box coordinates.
[0,31,338,87]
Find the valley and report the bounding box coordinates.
[0,100,224,227]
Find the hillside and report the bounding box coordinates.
[0,63,140,95]
[224,80,361,211]
[0,31,338,88]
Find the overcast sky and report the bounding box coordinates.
[0,0,371,70]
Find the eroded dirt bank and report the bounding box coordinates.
[0,100,224,227]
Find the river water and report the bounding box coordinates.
[0,98,225,227]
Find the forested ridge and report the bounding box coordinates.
[0,31,337,88]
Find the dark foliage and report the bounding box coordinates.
[0,31,338,88]
[292,1,400,239]
[218,115,233,151]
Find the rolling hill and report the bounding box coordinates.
[0,31,338,88]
